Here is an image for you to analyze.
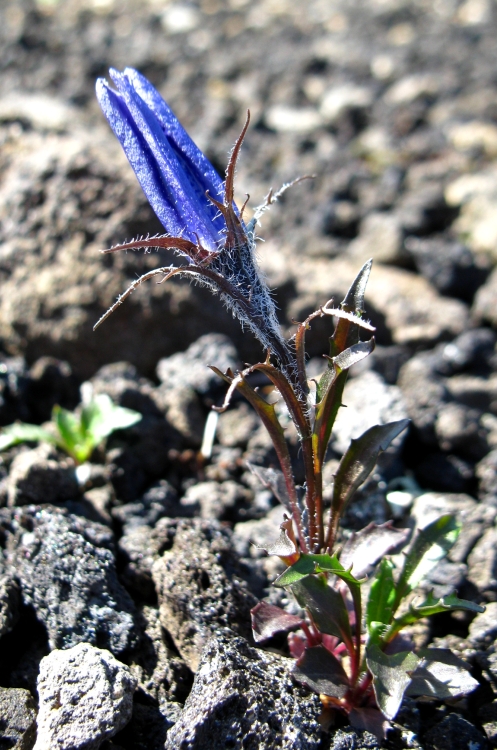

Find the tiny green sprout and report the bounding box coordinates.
[0,394,142,464]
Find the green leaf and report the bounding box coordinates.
[367,559,396,630]
[342,259,373,314]
[274,552,363,589]
[291,575,353,648]
[81,394,142,445]
[53,405,83,457]
[327,420,410,549]
[0,422,56,451]
[366,643,419,720]
[405,648,479,700]
[332,339,376,373]
[274,553,329,587]
[368,621,390,647]
[293,645,350,698]
[393,515,461,613]
[387,591,484,641]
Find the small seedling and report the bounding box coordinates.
[0,393,142,464]
[95,68,484,737]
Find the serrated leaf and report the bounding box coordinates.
[340,522,411,580]
[342,259,373,314]
[367,559,396,631]
[274,554,327,587]
[0,422,56,452]
[291,575,353,648]
[293,645,350,698]
[393,515,461,613]
[332,339,375,373]
[274,551,363,589]
[366,643,419,720]
[388,591,484,640]
[313,262,373,468]
[327,420,410,548]
[406,648,479,700]
[251,601,303,643]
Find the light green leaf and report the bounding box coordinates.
[81,394,142,445]
[367,558,396,630]
[0,422,56,451]
[387,591,484,641]
[393,515,460,613]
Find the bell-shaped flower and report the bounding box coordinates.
[96,67,226,254]
[95,68,296,377]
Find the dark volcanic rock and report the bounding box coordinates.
[7,443,79,507]
[26,356,79,423]
[474,267,497,329]
[398,353,451,445]
[112,480,179,531]
[0,686,37,750]
[423,713,488,750]
[152,519,257,671]
[131,605,193,708]
[0,571,20,639]
[0,506,136,654]
[156,334,239,397]
[405,236,489,301]
[164,633,324,750]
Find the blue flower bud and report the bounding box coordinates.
[96,67,226,253]
[95,68,296,377]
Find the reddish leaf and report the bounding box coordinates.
[340,522,411,579]
[251,601,303,643]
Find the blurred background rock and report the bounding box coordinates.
[0,0,496,378]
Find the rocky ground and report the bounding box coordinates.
[1,0,497,747]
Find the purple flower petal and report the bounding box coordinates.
[123,68,224,204]
[96,70,224,252]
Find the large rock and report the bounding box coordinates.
[152,519,257,671]
[164,633,324,750]
[0,506,136,654]
[0,687,37,750]
[34,643,136,750]
[7,443,79,507]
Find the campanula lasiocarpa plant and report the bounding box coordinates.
[95,68,484,737]
[0,393,141,464]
